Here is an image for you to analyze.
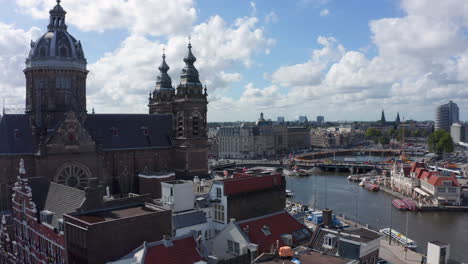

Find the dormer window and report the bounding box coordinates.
[40,210,54,225]
[14,129,22,139]
[110,127,119,136]
[323,233,336,249]
[141,126,149,136]
[261,225,271,236]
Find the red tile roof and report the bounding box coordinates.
[410,162,425,173]
[223,173,284,196]
[144,236,204,264]
[237,211,311,254]
[418,170,460,187]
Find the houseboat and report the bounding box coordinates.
[379,228,418,249]
[392,199,409,210]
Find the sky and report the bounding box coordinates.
[0,0,468,122]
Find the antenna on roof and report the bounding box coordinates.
[2,98,5,115]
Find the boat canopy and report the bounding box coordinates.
[414,187,430,197]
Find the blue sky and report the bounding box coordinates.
[0,0,467,122]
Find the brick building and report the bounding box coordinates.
[0,160,172,264]
[0,0,209,211]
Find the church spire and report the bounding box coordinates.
[156,49,172,89]
[180,39,200,84]
[48,0,67,32]
[380,109,386,125]
[396,112,400,123]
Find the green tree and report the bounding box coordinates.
[428,130,454,154]
[379,135,390,145]
[365,128,382,143]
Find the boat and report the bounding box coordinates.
[286,189,294,198]
[401,198,417,211]
[392,199,408,210]
[379,228,418,249]
[358,177,369,187]
[364,182,379,191]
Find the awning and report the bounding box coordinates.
[414,187,430,197]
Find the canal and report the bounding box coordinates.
[286,172,468,262]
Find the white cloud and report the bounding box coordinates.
[320,8,330,17]
[0,23,41,107]
[270,36,345,87]
[265,11,279,24]
[15,0,197,36]
[87,14,274,113]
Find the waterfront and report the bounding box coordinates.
[286,172,468,262]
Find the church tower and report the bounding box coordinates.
[173,41,209,179]
[24,0,88,135]
[148,50,175,115]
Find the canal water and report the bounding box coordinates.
[286,172,468,262]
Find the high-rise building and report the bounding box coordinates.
[435,101,459,132]
[450,123,465,144]
[316,116,324,123]
[298,116,308,123]
[277,116,285,123]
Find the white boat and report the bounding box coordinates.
[286,189,294,198]
[379,228,417,249]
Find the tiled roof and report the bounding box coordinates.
[222,173,284,196]
[237,211,312,254]
[0,114,33,154]
[85,114,173,150]
[418,170,460,187]
[173,211,207,229]
[410,162,425,173]
[43,183,85,228]
[143,235,205,264]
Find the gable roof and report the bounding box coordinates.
[0,114,33,154]
[143,235,205,264]
[410,162,425,173]
[418,170,460,187]
[221,173,284,196]
[173,211,207,229]
[43,182,86,227]
[85,114,173,150]
[236,211,311,254]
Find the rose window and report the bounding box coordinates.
[55,162,91,189]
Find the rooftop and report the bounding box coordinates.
[219,172,284,196]
[253,247,351,264]
[73,204,164,224]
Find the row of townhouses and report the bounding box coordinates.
[389,162,462,206]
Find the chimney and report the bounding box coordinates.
[322,209,333,228]
[79,178,105,211]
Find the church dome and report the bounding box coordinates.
[26,0,86,70]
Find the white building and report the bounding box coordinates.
[426,241,450,264]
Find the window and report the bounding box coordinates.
[214,204,225,222]
[216,188,222,198]
[227,240,240,255]
[177,115,184,137]
[448,187,457,193]
[193,115,200,136]
[438,187,445,193]
[58,219,64,233]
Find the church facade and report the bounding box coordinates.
[0,1,208,211]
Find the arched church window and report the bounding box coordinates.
[55,162,92,189]
[177,113,184,137]
[60,46,69,57]
[39,47,46,57]
[192,112,201,136]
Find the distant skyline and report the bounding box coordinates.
[1,0,467,122]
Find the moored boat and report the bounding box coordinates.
[364,182,379,191]
[392,199,408,210]
[286,189,294,198]
[401,198,417,211]
[379,228,417,249]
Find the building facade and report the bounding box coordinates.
[435,101,459,132]
[0,1,209,211]
[450,123,465,144]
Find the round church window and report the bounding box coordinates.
[55,162,91,189]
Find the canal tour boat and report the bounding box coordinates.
[392,199,409,210]
[379,228,418,249]
[401,198,418,211]
[286,189,295,198]
[364,182,379,191]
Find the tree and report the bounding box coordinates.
[365,128,382,143]
[428,130,454,154]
